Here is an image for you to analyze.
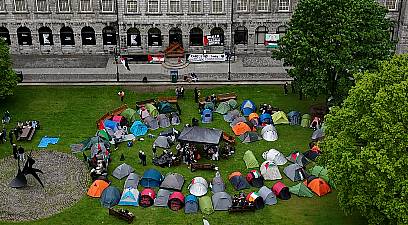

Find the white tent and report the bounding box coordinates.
[118,188,139,206]
[260,161,282,180]
[261,125,278,142]
[188,177,208,197]
[262,149,287,166]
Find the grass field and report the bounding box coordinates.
[0,85,366,225]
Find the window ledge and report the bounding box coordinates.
[124,13,142,15]
[0,11,8,14]
[208,12,226,15]
[57,11,73,14]
[187,13,204,15]
[166,13,184,15]
[276,10,292,13]
[35,11,52,14]
[145,13,162,15]
[100,11,116,14]
[77,11,95,14]
[13,11,30,14]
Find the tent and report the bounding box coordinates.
[229,172,250,190]
[286,151,310,167]
[118,187,139,206]
[130,120,148,137]
[211,171,225,193]
[100,186,121,208]
[157,114,171,128]
[287,111,301,125]
[144,116,159,130]
[311,128,325,141]
[272,181,291,200]
[241,100,256,116]
[304,176,331,197]
[301,114,311,128]
[309,166,335,188]
[223,109,241,122]
[112,163,134,180]
[248,113,260,127]
[212,192,232,211]
[203,102,215,111]
[272,111,290,125]
[243,150,259,168]
[230,116,247,128]
[289,183,314,198]
[261,125,278,142]
[154,189,173,207]
[260,161,282,180]
[258,186,277,205]
[246,170,264,188]
[168,192,185,211]
[139,188,156,207]
[259,113,273,126]
[189,177,208,197]
[262,149,287,165]
[178,126,222,145]
[104,120,119,132]
[145,103,159,118]
[97,129,112,141]
[80,136,110,152]
[140,169,163,188]
[157,101,177,114]
[124,173,140,189]
[227,99,238,109]
[140,107,151,120]
[153,136,171,149]
[87,179,110,198]
[112,115,127,126]
[283,164,307,182]
[239,132,262,143]
[185,194,199,214]
[90,142,108,158]
[246,192,264,209]
[160,173,184,191]
[171,112,180,125]
[232,122,254,136]
[201,109,213,123]
[199,196,214,215]
[215,102,231,115]
[121,108,138,123]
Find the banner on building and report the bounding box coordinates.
[130,34,139,46]
[265,34,280,48]
[188,53,227,63]
[204,35,221,46]
[43,33,50,44]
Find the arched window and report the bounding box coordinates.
[102,26,116,45]
[127,28,141,46]
[0,27,11,45]
[81,26,96,45]
[60,26,75,45]
[190,27,203,46]
[148,27,161,46]
[276,25,288,38]
[169,27,182,45]
[17,26,32,45]
[234,26,247,45]
[38,26,53,45]
[255,26,268,45]
[210,27,224,46]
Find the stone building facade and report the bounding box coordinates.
[0,0,407,55]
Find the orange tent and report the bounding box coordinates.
[304,177,331,197]
[248,113,259,121]
[232,122,254,136]
[87,180,110,198]
[228,171,242,180]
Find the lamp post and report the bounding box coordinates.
[115,0,120,82]
[228,0,234,81]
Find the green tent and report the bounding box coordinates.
[243,150,259,169]
[121,108,138,123]
[289,183,314,198]
[204,102,215,111]
[309,166,336,188]
[80,136,110,151]
[301,114,311,128]
[157,102,177,114]
[98,130,111,141]
[146,103,159,118]
[272,111,290,125]
[227,99,238,109]
[215,102,231,115]
[199,196,214,215]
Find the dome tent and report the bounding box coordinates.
[145,103,159,118]
[212,192,232,211]
[246,170,264,188]
[260,161,282,180]
[309,165,335,188]
[199,196,214,215]
[139,188,156,207]
[232,122,254,136]
[118,187,139,206]
[157,114,171,128]
[160,173,185,191]
[124,173,140,189]
[304,176,331,197]
[261,125,278,142]
[230,116,247,128]
[112,163,134,180]
[272,181,291,200]
[215,102,231,115]
[229,172,250,190]
[301,114,311,128]
[121,108,138,123]
[188,177,208,197]
[130,120,148,137]
[272,111,290,125]
[140,107,151,120]
[287,111,301,125]
[154,189,173,207]
[283,163,307,182]
[143,116,159,130]
[87,179,110,198]
[167,192,185,211]
[243,150,259,169]
[184,194,199,214]
[289,183,314,198]
[140,169,164,188]
[259,113,273,126]
[246,192,264,209]
[258,186,277,205]
[241,100,256,116]
[286,151,310,167]
[227,99,238,109]
[201,109,213,123]
[248,113,260,127]
[100,186,121,208]
[239,131,262,143]
[262,149,287,165]
[171,112,180,125]
[211,171,226,193]
[223,109,241,122]
[153,136,172,149]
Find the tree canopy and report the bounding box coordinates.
[0,39,18,99]
[320,54,408,225]
[273,0,395,103]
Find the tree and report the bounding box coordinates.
[273,0,395,103]
[0,39,18,99]
[320,54,408,225]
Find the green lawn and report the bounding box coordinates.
[0,85,366,225]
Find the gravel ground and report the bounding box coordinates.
[0,151,89,222]
[242,56,283,67]
[12,55,109,68]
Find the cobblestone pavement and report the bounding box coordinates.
[0,151,89,221]
[242,56,283,67]
[12,55,109,68]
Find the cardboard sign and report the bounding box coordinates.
[188,54,227,62]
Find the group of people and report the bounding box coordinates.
[205,144,219,161]
[183,73,199,83]
[175,86,185,99]
[176,143,199,166]
[232,192,254,208]
[12,144,25,162]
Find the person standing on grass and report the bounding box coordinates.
[138,150,143,164]
[18,145,25,162]
[283,82,288,95]
[141,152,147,166]
[118,90,125,102]
[12,144,18,159]
[152,146,157,158]
[194,87,199,103]
[8,130,14,145]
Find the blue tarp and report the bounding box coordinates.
[241,100,256,116]
[104,120,119,131]
[130,120,148,137]
[140,169,163,188]
[38,136,59,148]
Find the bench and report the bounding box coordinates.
[109,208,134,224]
[17,126,36,141]
[135,99,156,108]
[190,163,218,172]
[111,104,128,116]
[157,96,178,104]
[216,93,237,102]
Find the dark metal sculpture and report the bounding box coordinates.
[9,152,44,188]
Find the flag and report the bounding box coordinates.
[121,57,131,70]
[147,54,153,63]
[202,218,210,225]
[203,36,209,46]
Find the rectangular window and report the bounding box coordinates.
[257,0,268,11]
[385,0,397,10]
[126,0,138,13]
[278,0,289,11]
[169,0,180,13]
[236,0,247,12]
[101,0,113,12]
[80,0,92,12]
[190,0,201,13]
[212,0,222,13]
[36,0,48,11]
[0,0,6,11]
[148,0,159,13]
[58,0,70,12]
[14,0,27,11]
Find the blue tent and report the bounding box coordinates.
[118,188,139,206]
[104,120,119,131]
[184,194,199,214]
[287,111,301,125]
[260,113,273,125]
[201,109,213,123]
[241,100,256,116]
[140,169,164,188]
[100,186,121,208]
[130,120,148,137]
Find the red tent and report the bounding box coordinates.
[168,192,185,211]
[139,188,156,207]
[272,181,291,200]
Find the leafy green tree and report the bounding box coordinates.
[0,39,18,99]
[320,54,408,225]
[273,0,395,103]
